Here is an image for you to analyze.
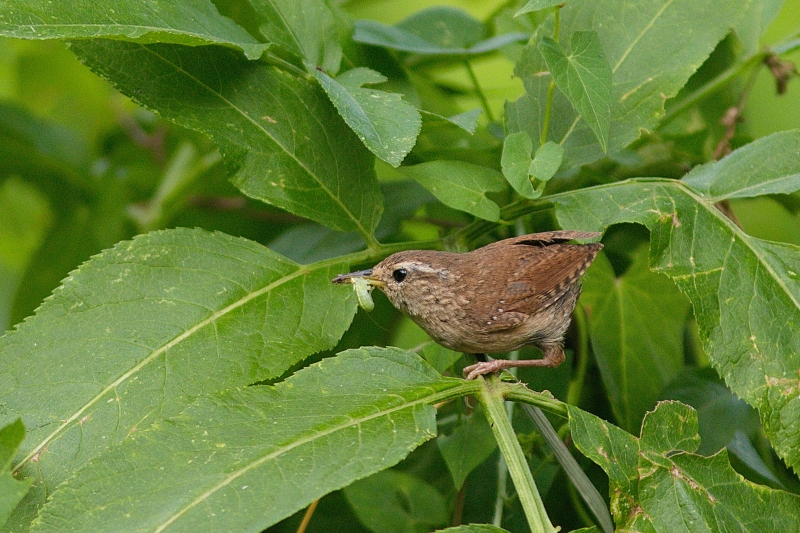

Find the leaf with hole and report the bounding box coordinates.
[569,401,800,532]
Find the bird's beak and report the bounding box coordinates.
[331,269,386,287]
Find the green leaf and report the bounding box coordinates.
[344,469,449,533]
[69,40,383,237]
[660,368,759,457]
[682,131,800,201]
[0,0,269,60]
[252,0,342,72]
[538,31,612,151]
[502,131,535,198]
[581,247,690,432]
[437,409,498,488]
[551,130,800,471]
[437,526,511,533]
[569,401,800,532]
[507,0,750,168]
[420,109,482,134]
[312,67,421,167]
[0,420,32,529]
[420,343,463,374]
[528,141,564,182]
[0,178,52,332]
[30,347,464,533]
[515,0,565,17]
[399,161,506,222]
[353,7,527,57]
[0,228,359,528]
[733,0,784,54]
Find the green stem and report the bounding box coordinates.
[492,351,520,527]
[464,60,496,124]
[660,52,766,128]
[540,8,561,146]
[481,376,557,533]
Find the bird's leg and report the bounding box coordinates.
[463,344,565,380]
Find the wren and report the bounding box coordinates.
[333,231,602,379]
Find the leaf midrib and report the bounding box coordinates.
[139,44,372,239]
[151,384,464,532]
[13,258,328,474]
[558,0,676,146]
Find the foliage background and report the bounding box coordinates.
[1,0,800,532]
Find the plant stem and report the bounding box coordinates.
[540,7,561,146]
[481,376,557,533]
[660,51,766,128]
[295,499,319,533]
[492,351,519,527]
[464,60,496,124]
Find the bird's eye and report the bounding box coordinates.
[392,268,407,283]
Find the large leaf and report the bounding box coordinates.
[0,228,359,529]
[312,67,421,167]
[29,347,464,533]
[552,130,800,471]
[353,7,527,57]
[0,178,52,332]
[507,0,750,169]
[0,420,31,529]
[251,0,341,72]
[538,31,612,151]
[344,469,449,533]
[0,0,268,59]
[68,40,383,237]
[437,408,497,488]
[399,161,506,222]
[581,247,690,432]
[569,401,800,532]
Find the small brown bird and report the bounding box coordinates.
[333,231,602,379]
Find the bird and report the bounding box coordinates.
[333,231,602,379]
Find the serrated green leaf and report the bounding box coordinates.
[581,247,690,432]
[682,131,800,201]
[538,31,611,151]
[252,0,341,72]
[528,141,564,182]
[0,0,269,60]
[515,0,565,16]
[569,401,800,532]
[30,347,463,533]
[551,130,800,471]
[0,228,359,529]
[353,7,527,57]
[437,409,497,488]
[344,469,449,533]
[68,40,383,237]
[399,161,506,222]
[0,420,32,529]
[502,131,535,198]
[312,67,421,167]
[507,0,750,168]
